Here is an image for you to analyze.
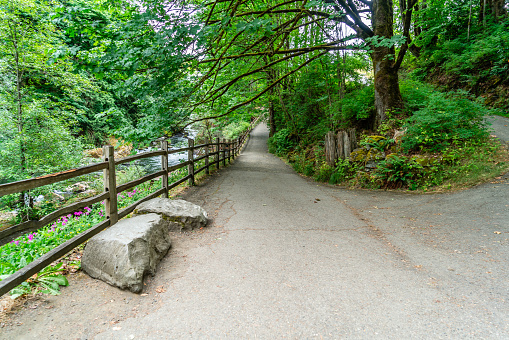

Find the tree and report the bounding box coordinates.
[0,0,83,220]
[194,0,420,129]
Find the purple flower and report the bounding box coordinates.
[28,233,35,241]
[14,240,19,246]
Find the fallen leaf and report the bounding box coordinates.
[494,231,502,234]
[140,293,148,296]
[156,286,166,294]
[113,327,122,331]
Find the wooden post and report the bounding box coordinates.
[160,140,169,198]
[102,145,118,225]
[222,139,226,167]
[325,132,337,166]
[215,136,220,170]
[228,139,232,162]
[337,131,346,160]
[343,131,351,159]
[188,138,195,186]
[232,138,235,160]
[204,137,210,175]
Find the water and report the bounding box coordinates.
[131,129,198,174]
[30,129,199,204]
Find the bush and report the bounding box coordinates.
[268,128,296,156]
[337,85,375,122]
[374,155,424,190]
[402,90,489,152]
[329,159,355,184]
[314,163,334,182]
[223,121,251,139]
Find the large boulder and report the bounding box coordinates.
[135,198,208,231]
[82,213,171,293]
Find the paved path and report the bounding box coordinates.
[488,115,509,145]
[3,123,509,339]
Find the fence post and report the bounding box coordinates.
[215,137,220,170]
[228,139,232,162]
[231,139,235,160]
[102,145,118,225]
[160,140,169,198]
[205,137,210,175]
[188,138,195,186]
[222,139,226,167]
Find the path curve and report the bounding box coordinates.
[2,123,509,339]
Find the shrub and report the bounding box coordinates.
[223,121,251,139]
[314,163,334,182]
[329,158,354,184]
[268,128,296,156]
[337,85,375,122]
[401,90,489,152]
[374,155,424,189]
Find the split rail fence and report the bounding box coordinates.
[0,119,260,296]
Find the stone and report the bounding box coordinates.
[393,129,407,144]
[366,149,386,162]
[82,213,171,293]
[366,135,386,144]
[65,182,90,193]
[411,155,438,167]
[349,148,368,162]
[135,198,208,231]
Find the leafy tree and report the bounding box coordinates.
[0,0,83,219]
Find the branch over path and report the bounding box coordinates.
[3,123,509,338]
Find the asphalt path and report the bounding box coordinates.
[488,115,509,145]
[3,120,509,339]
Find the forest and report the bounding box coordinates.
[1,0,509,216]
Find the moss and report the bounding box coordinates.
[411,155,438,167]
[350,148,368,162]
[366,149,386,162]
[366,135,386,144]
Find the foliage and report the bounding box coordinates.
[222,121,251,140]
[289,148,316,177]
[268,128,296,156]
[401,90,489,152]
[336,85,375,123]
[0,262,69,299]
[373,155,424,190]
[0,180,160,299]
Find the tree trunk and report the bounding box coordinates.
[268,99,276,137]
[371,0,404,129]
[479,0,506,23]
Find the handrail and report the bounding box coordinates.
[0,162,108,197]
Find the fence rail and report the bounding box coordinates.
[0,117,261,297]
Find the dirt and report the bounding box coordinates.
[0,226,224,339]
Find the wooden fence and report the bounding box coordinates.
[0,119,260,297]
[324,129,358,166]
